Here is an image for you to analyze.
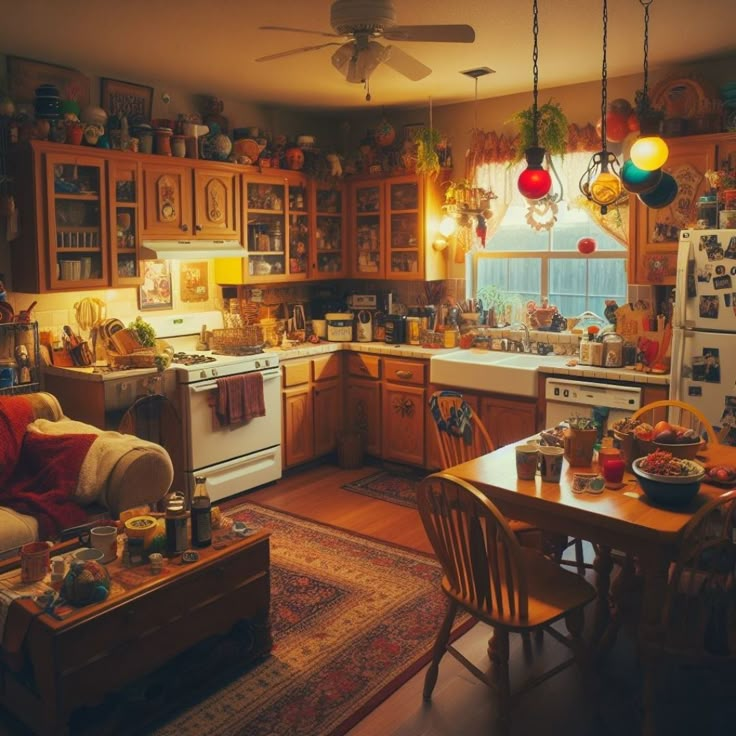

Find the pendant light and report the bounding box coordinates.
[629,0,669,171]
[517,0,552,201]
[578,0,626,215]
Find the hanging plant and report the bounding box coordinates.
[510,100,569,163]
[412,127,442,178]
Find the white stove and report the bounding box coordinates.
[144,311,283,504]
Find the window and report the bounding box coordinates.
[473,152,628,318]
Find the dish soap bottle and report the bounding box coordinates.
[191,476,212,548]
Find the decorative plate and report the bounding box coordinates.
[233,138,261,163]
[650,76,712,119]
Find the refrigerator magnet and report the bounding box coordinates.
[703,350,721,383]
[713,274,733,290]
[725,237,736,259]
[725,294,732,308]
[700,295,719,318]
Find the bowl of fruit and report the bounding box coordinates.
[703,463,736,487]
[632,450,705,507]
[642,420,704,459]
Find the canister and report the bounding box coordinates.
[325,313,354,341]
[602,333,624,368]
[590,341,603,367]
[0,358,15,388]
[356,310,373,342]
[406,316,421,345]
[384,315,406,344]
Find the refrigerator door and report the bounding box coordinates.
[669,326,736,444]
[678,229,736,332]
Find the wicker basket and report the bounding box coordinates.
[108,350,157,369]
[211,326,264,354]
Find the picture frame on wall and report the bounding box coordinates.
[100,77,153,125]
[180,261,209,303]
[6,56,90,109]
[139,259,172,311]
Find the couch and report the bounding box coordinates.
[0,392,174,555]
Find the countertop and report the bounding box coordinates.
[41,340,670,387]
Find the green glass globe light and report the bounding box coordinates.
[638,172,678,209]
[621,159,662,194]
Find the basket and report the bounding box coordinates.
[108,350,157,369]
[211,326,264,354]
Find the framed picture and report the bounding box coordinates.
[7,56,90,108]
[180,261,209,303]
[139,259,172,311]
[100,78,153,124]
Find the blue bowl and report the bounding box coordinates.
[632,458,704,507]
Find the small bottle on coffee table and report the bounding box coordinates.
[191,476,212,548]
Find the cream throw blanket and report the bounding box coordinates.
[26,418,169,508]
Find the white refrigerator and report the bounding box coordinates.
[671,228,736,444]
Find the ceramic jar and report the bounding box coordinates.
[138,128,154,154]
[66,123,84,145]
[171,134,186,158]
[155,127,173,156]
[34,84,61,120]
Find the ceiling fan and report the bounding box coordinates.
[255,0,475,84]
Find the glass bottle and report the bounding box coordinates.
[191,476,212,548]
[165,492,188,557]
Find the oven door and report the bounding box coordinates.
[183,367,281,472]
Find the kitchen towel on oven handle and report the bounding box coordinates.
[211,373,266,427]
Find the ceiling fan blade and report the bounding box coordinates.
[259,25,341,38]
[256,42,341,62]
[383,45,431,81]
[383,24,475,43]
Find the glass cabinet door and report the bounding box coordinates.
[245,179,286,280]
[109,158,141,285]
[46,153,108,288]
[314,184,345,277]
[386,178,421,277]
[352,182,383,276]
[287,180,308,278]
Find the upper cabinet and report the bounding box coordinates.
[313,182,346,278]
[347,173,445,281]
[629,132,736,285]
[142,159,239,241]
[109,157,142,286]
[9,141,110,292]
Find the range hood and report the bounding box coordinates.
[141,240,245,260]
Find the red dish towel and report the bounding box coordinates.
[215,373,266,426]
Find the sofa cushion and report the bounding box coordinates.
[0,508,39,556]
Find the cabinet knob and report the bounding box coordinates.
[195,224,203,232]
[180,224,189,232]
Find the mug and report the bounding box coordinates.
[72,547,105,563]
[80,525,118,563]
[20,541,52,583]
[515,443,539,480]
[539,446,565,483]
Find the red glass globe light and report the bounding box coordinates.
[577,237,597,254]
[605,111,629,143]
[517,146,552,200]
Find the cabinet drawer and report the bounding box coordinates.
[346,353,381,380]
[384,358,425,385]
[312,353,340,382]
[282,359,311,387]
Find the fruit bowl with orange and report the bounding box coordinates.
[639,419,704,459]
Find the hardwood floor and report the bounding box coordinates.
[246,459,732,736]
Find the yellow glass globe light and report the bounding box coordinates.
[439,215,457,238]
[630,135,669,171]
[589,171,623,206]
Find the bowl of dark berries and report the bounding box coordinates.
[632,450,705,507]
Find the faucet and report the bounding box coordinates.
[509,322,531,353]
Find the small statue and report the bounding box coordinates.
[15,344,32,384]
[604,299,619,326]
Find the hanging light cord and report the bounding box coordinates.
[599,0,608,148]
[531,0,539,146]
[640,0,653,112]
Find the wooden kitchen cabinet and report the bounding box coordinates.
[344,353,382,457]
[142,159,239,241]
[109,157,142,285]
[381,357,426,467]
[312,182,346,278]
[347,173,445,281]
[281,353,341,468]
[9,141,109,292]
[629,132,736,285]
[479,395,537,448]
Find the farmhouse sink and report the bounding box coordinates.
[429,349,571,397]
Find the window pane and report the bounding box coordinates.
[477,258,508,291]
[508,259,541,304]
[487,205,549,252]
[589,259,627,316]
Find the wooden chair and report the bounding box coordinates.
[428,390,581,568]
[631,398,719,446]
[637,489,736,734]
[418,472,596,733]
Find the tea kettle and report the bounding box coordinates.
[356,310,373,342]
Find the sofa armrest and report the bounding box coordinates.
[104,447,174,517]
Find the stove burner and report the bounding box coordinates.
[171,352,217,366]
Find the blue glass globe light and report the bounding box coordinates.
[638,172,678,209]
[620,159,662,194]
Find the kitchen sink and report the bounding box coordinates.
[429,349,571,397]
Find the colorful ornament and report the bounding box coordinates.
[577,237,597,254]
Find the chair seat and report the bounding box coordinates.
[443,546,596,631]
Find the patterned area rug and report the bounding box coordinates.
[145,503,473,736]
[341,468,426,508]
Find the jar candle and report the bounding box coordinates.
[602,458,626,488]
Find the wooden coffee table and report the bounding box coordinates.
[0,528,271,736]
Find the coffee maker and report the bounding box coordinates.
[347,293,378,341]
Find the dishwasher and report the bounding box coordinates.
[544,377,642,436]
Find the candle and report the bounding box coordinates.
[602,458,626,488]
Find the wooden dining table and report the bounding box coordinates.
[444,440,736,648]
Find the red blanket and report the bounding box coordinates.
[0,396,96,539]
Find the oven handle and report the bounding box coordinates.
[189,368,281,393]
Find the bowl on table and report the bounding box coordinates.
[632,457,705,507]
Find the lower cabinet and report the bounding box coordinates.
[479,395,537,449]
[282,353,341,469]
[382,358,426,467]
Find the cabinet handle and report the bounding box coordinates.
[195,224,203,232]
[180,224,189,232]
[395,370,413,380]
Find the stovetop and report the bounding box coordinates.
[171,352,218,366]
[164,342,279,382]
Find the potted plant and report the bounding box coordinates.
[510,100,569,163]
[563,415,598,467]
[412,127,442,178]
[475,285,521,328]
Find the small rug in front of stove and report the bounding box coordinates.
[341,468,427,508]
